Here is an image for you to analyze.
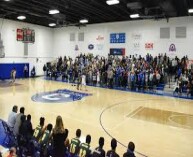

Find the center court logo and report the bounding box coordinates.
[31,89,92,103]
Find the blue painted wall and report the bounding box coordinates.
[0,63,29,79]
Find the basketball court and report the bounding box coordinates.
[0,78,193,157]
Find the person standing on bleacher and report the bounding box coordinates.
[123,142,136,157]
[69,129,81,156]
[92,137,106,157]
[78,135,92,157]
[52,116,67,157]
[7,105,18,128]
[106,138,119,157]
[13,107,25,136]
[33,117,45,141]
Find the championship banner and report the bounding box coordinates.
[168,43,176,57]
[132,33,141,40]
[187,60,193,70]
[145,43,153,50]
[110,33,125,43]
[17,29,24,41]
[96,35,104,41]
[96,44,104,50]
[133,42,140,51]
[169,44,176,52]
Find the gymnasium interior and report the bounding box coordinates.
[0,0,193,157]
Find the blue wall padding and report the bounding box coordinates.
[0,63,29,79]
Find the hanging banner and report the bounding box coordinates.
[17,29,24,41]
[145,43,154,50]
[169,44,176,52]
[110,33,125,43]
[132,33,142,40]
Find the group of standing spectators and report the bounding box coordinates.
[45,53,193,96]
[6,105,136,157]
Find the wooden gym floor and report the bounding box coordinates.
[0,78,193,157]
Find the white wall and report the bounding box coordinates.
[0,16,193,77]
[0,19,55,75]
[53,16,193,59]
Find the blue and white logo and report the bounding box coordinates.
[110,33,125,43]
[169,44,176,52]
[31,89,92,103]
[88,44,94,50]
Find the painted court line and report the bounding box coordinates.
[112,107,144,130]
[99,99,162,157]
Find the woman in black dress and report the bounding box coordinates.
[52,116,67,157]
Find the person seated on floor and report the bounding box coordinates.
[106,138,119,157]
[33,117,45,141]
[8,105,18,128]
[78,134,92,157]
[7,147,17,157]
[92,137,105,157]
[123,142,135,157]
[69,129,81,156]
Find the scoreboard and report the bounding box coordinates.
[110,33,125,43]
[23,28,35,43]
[17,28,35,43]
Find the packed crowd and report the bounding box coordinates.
[45,53,193,96]
[0,105,136,157]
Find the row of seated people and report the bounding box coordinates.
[3,105,136,157]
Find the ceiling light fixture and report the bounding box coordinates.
[17,16,26,20]
[80,19,88,24]
[188,9,193,13]
[49,9,60,15]
[49,23,56,27]
[130,14,140,18]
[4,0,11,1]
[106,0,120,5]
